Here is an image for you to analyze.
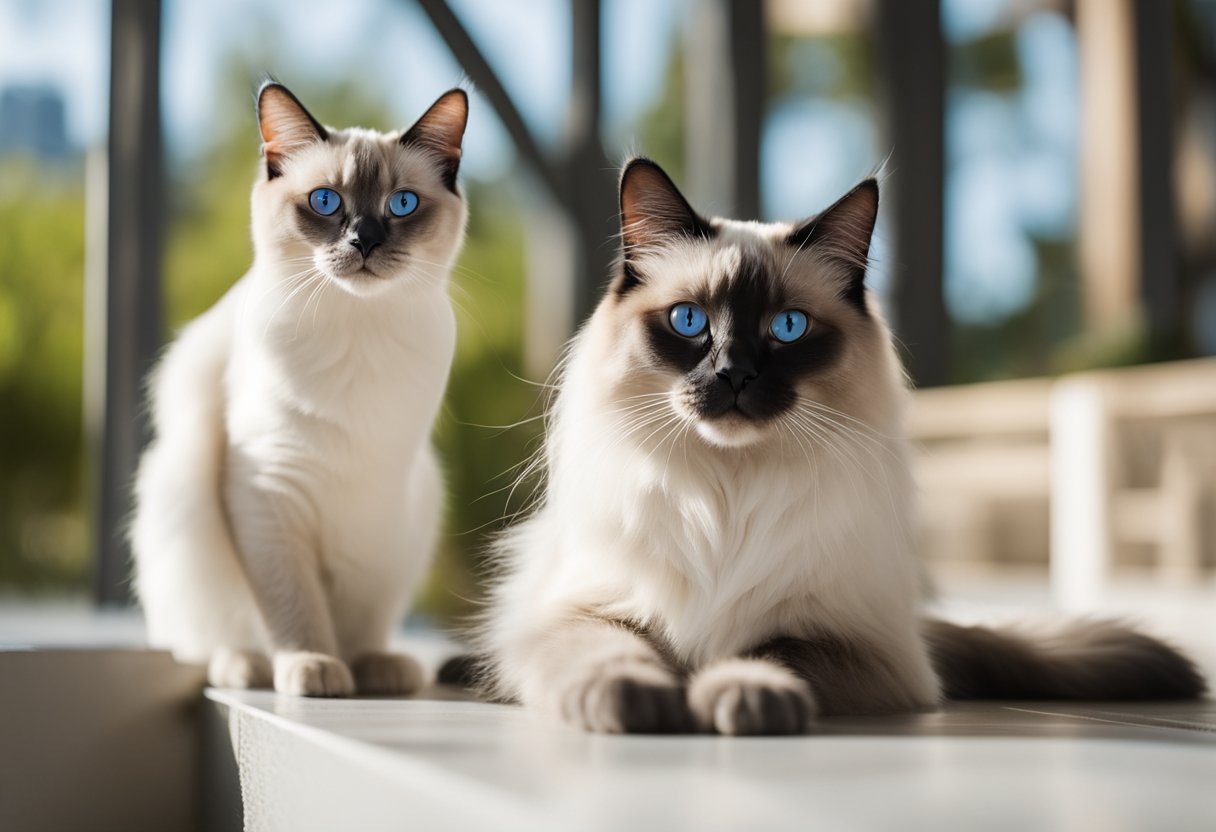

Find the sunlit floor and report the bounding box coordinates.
[214,687,1216,832]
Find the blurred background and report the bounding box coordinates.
[1,0,1214,626]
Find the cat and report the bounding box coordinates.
[472,157,1205,733]
[131,81,468,697]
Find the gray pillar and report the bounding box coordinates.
[729,0,764,221]
[95,0,164,604]
[1133,0,1180,353]
[874,0,949,387]
[565,0,615,323]
[684,0,766,220]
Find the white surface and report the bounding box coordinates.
[1050,376,1112,611]
[211,688,1216,832]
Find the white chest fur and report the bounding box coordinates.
[225,269,454,554]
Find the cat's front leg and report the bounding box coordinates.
[689,632,936,734]
[522,613,693,734]
[728,632,935,727]
[225,454,353,697]
[687,658,818,735]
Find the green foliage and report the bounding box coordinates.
[0,158,88,590]
[949,31,1023,93]
[426,180,543,620]
[769,32,875,101]
[951,238,1080,382]
[634,36,687,182]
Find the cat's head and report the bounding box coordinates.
[250,81,468,297]
[588,157,898,450]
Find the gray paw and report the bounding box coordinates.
[688,659,817,735]
[560,659,692,734]
[208,648,272,689]
[351,651,425,696]
[273,651,355,697]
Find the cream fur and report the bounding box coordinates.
[479,163,1204,729]
[483,217,941,722]
[132,91,466,696]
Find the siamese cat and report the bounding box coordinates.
[132,82,468,697]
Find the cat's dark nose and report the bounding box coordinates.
[349,216,386,258]
[716,363,757,393]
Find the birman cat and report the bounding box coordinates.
[132,82,468,697]
[474,158,1204,733]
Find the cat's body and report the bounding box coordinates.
[477,159,1205,733]
[133,84,468,696]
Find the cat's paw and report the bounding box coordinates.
[208,648,272,689]
[688,658,817,735]
[273,651,355,697]
[351,651,426,696]
[559,658,692,734]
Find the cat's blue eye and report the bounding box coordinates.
[770,310,809,343]
[309,188,341,216]
[669,302,708,338]
[388,190,419,217]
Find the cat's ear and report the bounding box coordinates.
[619,157,712,251]
[788,178,879,306]
[257,82,328,180]
[615,157,713,294]
[401,89,468,193]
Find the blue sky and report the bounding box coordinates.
[0,0,680,179]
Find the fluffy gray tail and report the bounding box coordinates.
[925,618,1207,701]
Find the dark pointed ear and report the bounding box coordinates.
[401,89,468,193]
[619,157,712,250]
[257,82,328,179]
[615,157,713,295]
[788,178,879,309]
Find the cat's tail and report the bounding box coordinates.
[437,653,487,688]
[924,618,1206,701]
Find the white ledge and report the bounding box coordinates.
[209,688,1216,832]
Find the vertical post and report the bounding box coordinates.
[684,0,766,220]
[729,0,764,221]
[1133,0,1179,353]
[1076,0,1140,339]
[1050,377,1113,612]
[95,0,164,604]
[684,0,733,213]
[873,0,949,387]
[566,0,614,324]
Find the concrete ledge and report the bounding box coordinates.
[210,688,1216,832]
[0,649,207,832]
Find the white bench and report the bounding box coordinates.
[908,358,1216,608]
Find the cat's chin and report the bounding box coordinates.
[327,268,397,298]
[693,415,770,449]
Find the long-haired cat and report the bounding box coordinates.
[132,82,468,697]
[476,158,1205,733]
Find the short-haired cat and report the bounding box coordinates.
[132,82,468,696]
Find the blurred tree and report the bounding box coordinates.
[0,158,88,590]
